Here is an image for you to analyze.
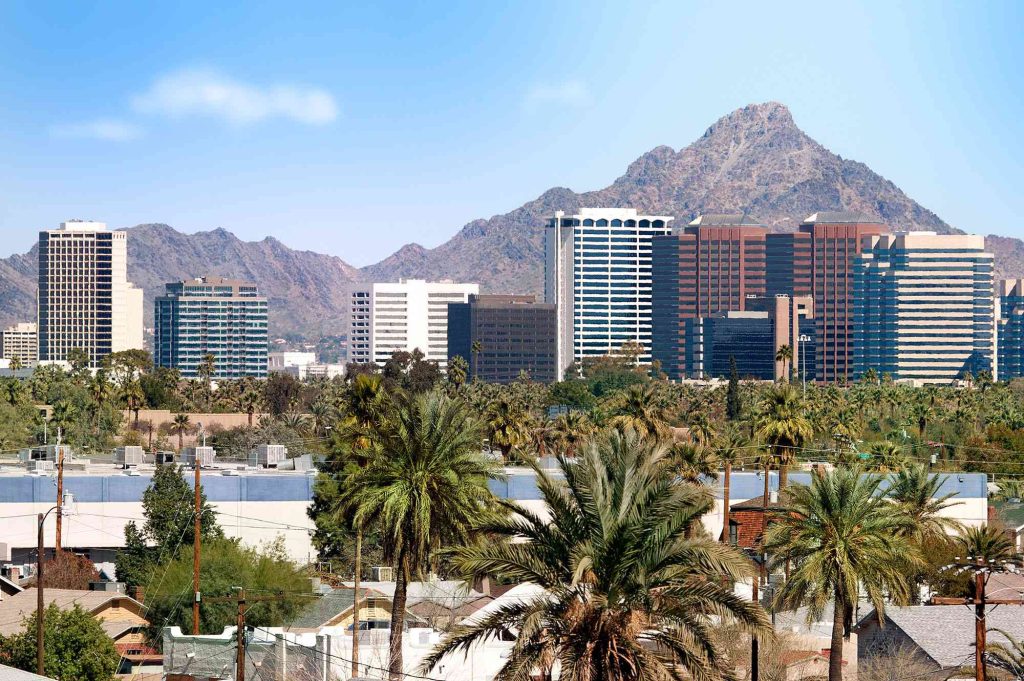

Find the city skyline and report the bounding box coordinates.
[0,2,1022,266]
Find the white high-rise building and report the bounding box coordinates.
[347,279,478,368]
[545,208,673,378]
[37,221,144,367]
[1,322,38,364]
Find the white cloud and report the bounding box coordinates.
[523,80,591,112]
[131,68,339,126]
[50,119,143,142]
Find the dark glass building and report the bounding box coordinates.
[154,276,269,379]
[447,295,557,384]
[765,231,812,297]
[999,279,1024,381]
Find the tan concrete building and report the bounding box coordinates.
[1,322,37,364]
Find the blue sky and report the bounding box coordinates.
[0,1,1021,267]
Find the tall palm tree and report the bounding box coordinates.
[910,401,933,440]
[425,429,771,681]
[471,340,482,381]
[550,410,595,458]
[347,390,501,680]
[170,413,191,452]
[88,370,111,435]
[765,467,920,681]
[716,427,749,544]
[865,441,909,473]
[775,344,793,381]
[754,384,812,488]
[957,525,1018,565]
[609,383,669,439]
[886,465,963,542]
[688,413,716,448]
[671,441,718,485]
[986,629,1024,676]
[483,396,531,462]
[123,379,146,427]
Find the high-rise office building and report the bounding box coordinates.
[998,279,1024,381]
[765,232,812,297]
[154,276,269,379]
[1,323,38,365]
[347,279,478,368]
[37,221,144,367]
[800,212,888,382]
[853,232,995,384]
[651,214,767,380]
[447,294,557,384]
[546,208,673,378]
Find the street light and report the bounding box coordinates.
[37,492,75,676]
[798,334,811,397]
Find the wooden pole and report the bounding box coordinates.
[236,588,247,681]
[55,438,63,553]
[193,460,202,635]
[352,528,361,678]
[976,559,986,681]
[751,574,759,681]
[721,461,731,544]
[36,513,45,677]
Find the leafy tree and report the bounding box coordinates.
[765,467,920,681]
[33,550,99,590]
[66,347,92,375]
[265,372,302,415]
[546,379,595,410]
[726,356,742,420]
[346,389,501,679]
[142,464,222,549]
[426,429,770,681]
[115,521,152,589]
[0,603,119,681]
[145,538,308,640]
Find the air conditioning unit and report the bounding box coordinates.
[249,444,288,468]
[113,446,145,468]
[371,566,395,582]
[182,446,216,468]
[27,460,54,473]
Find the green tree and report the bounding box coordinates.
[775,344,793,381]
[0,603,119,681]
[886,465,963,542]
[483,395,532,462]
[426,429,770,681]
[470,340,482,381]
[145,538,308,640]
[608,383,669,439]
[170,413,191,451]
[957,524,1018,565]
[446,355,468,389]
[550,410,595,457]
[66,347,92,375]
[141,463,222,552]
[346,390,501,680]
[115,521,152,590]
[765,467,920,681]
[754,384,812,488]
[864,441,909,472]
[726,356,742,420]
[546,379,596,410]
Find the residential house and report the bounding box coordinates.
[0,664,57,681]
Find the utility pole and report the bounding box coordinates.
[55,429,63,553]
[750,574,759,681]
[36,512,44,676]
[976,558,986,681]
[193,453,202,635]
[236,588,247,681]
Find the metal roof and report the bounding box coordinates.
[801,211,883,225]
[688,213,766,227]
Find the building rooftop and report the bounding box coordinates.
[801,211,883,225]
[688,213,765,227]
[0,663,56,681]
[0,588,145,636]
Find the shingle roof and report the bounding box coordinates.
[857,605,1024,667]
[287,586,394,629]
[0,664,56,681]
[802,211,883,225]
[730,494,782,511]
[0,589,146,636]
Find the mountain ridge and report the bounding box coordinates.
[1,102,1019,337]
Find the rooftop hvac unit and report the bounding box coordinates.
[249,444,288,468]
[182,446,216,468]
[18,444,73,463]
[113,446,145,468]
[155,451,175,466]
[27,460,54,473]
[371,566,395,582]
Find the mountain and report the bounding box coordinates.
[2,102,1020,337]
[0,225,362,336]
[365,101,1021,292]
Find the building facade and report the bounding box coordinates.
[765,231,812,297]
[0,323,37,364]
[447,294,557,384]
[684,295,815,381]
[998,279,1024,381]
[853,232,995,384]
[347,279,478,368]
[545,208,673,378]
[800,212,888,382]
[37,221,144,367]
[154,276,269,379]
[651,214,767,380]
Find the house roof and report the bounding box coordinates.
[342,580,486,607]
[0,664,56,681]
[0,589,146,636]
[779,650,827,666]
[730,494,782,511]
[287,587,389,629]
[857,605,1024,667]
[0,576,24,594]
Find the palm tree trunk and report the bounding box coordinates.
[388,548,409,681]
[721,462,731,544]
[178,431,183,452]
[248,410,253,427]
[779,447,789,489]
[829,588,845,681]
[352,528,361,678]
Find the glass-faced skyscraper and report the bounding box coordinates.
[154,276,269,379]
[545,208,673,378]
[853,232,995,384]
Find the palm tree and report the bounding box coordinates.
[765,467,920,681]
[886,465,963,542]
[609,383,669,439]
[688,413,716,447]
[775,344,793,381]
[957,525,1018,565]
[88,370,110,435]
[347,390,501,680]
[483,396,531,462]
[993,479,1024,502]
[987,629,1024,677]
[865,441,909,473]
[425,429,771,681]
[235,377,263,427]
[471,340,482,381]
[197,353,216,410]
[170,413,191,452]
[910,401,933,440]
[671,441,718,485]
[716,427,749,544]
[123,379,145,427]
[8,355,23,372]
[754,384,812,488]
[550,410,595,458]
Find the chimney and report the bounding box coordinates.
[769,491,779,504]
[472,575,491,597]
[7,566,20,583]
[131,585,145,604]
